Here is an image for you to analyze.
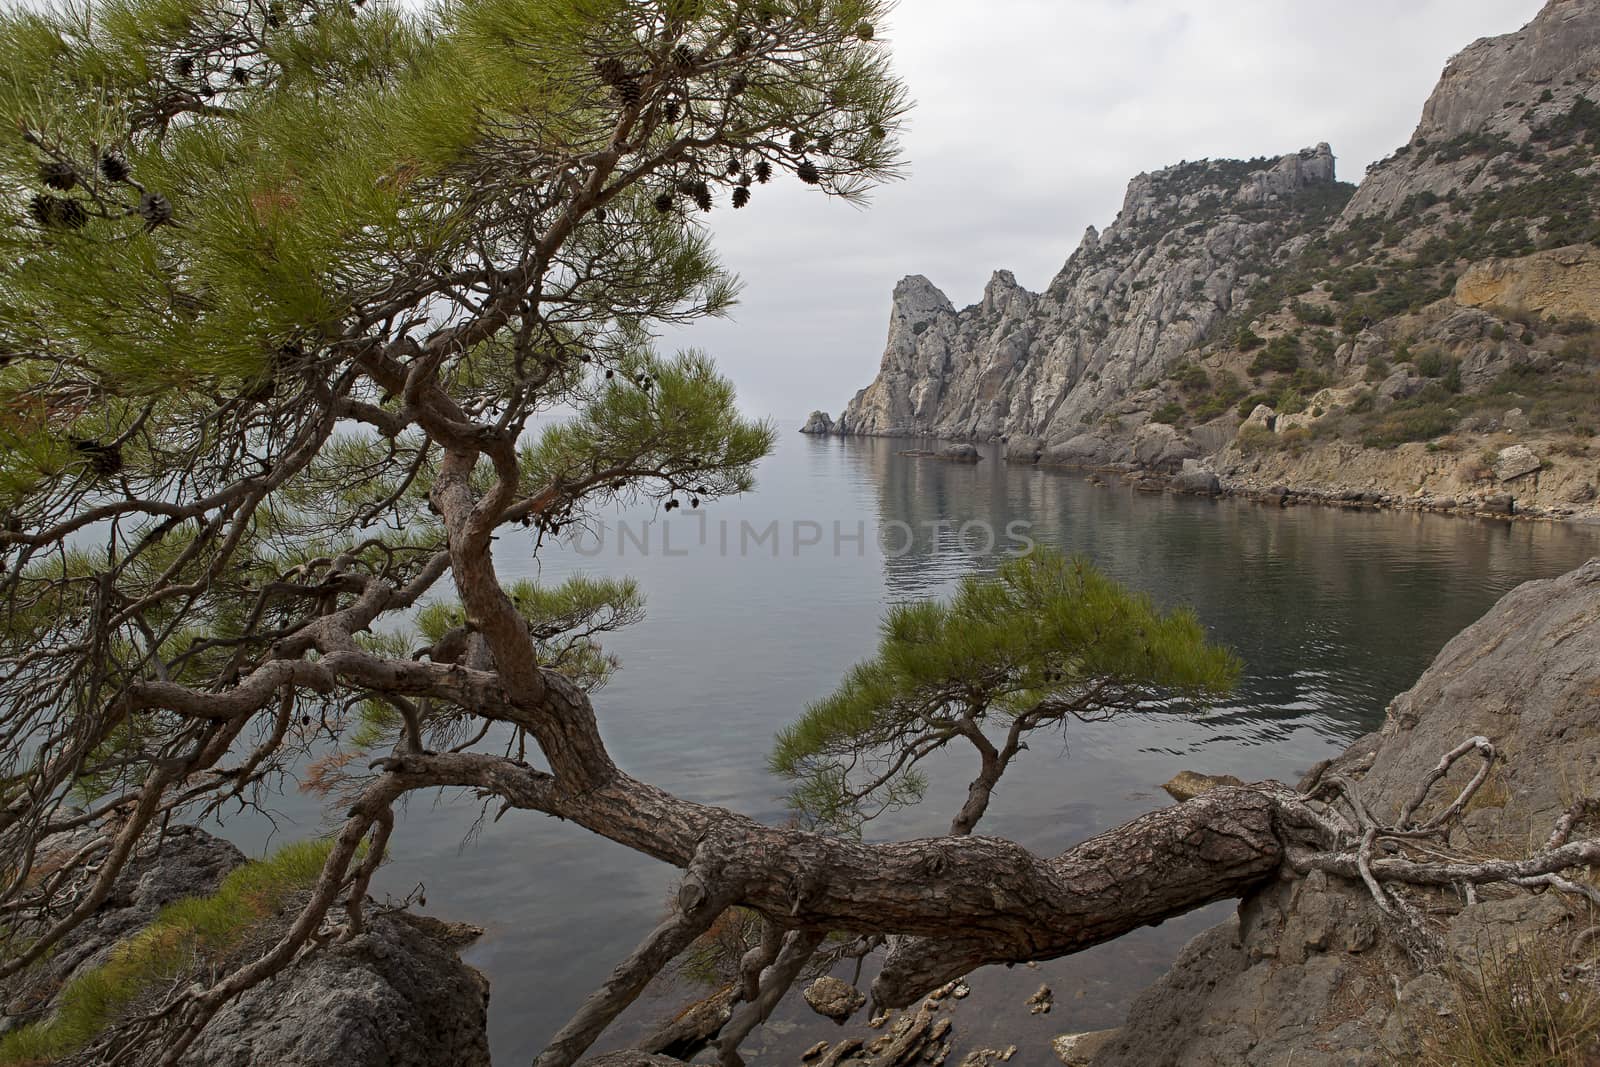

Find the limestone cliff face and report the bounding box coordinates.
[835,146,1346,441]
[1454,244,1600,322]
[823,0,1600,522]
[1342,0,1600,220]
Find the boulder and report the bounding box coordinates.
[937,443,981,463]
[800,411,835,435]
[1161,770,1244,802]
[183,911,490,1067]
[1051,1029,1119,1066]
[0,826,492,1067]
[1132,422,1199,473]
[1096,559,1600,1066]
[1493,444,1541,482]
[1170,469,1222,497]
[803,976,866,1022]
[1004,436,1044,464]
[1376,370,1422,403]
[1240,404,1276,433]
[1042,435,1117,468]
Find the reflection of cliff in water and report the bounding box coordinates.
[823,432,1600,749]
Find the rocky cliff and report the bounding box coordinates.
[1083,556,1600,1066]
[830,145,1348,442]
[814,0,1600,521]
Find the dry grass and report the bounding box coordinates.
[1415,939,1600,1067]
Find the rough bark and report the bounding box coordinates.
[382,752,1296,1009]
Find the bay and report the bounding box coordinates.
[219,424,1600,1064]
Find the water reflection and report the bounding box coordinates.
[212,426,1599,1066]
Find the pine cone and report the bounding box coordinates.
[617,77,642,107]
[653,191,674,213]
[29,194,86,229]
[664,99,680,122]
[732,186,750,209]
[673,44,696,70]
[788,131,807,152]
[855,21,875,41]
[796,160,820,184]
[38,162,76,191]
[753,159,772,183]
[138,192,173,229]
[690,181,712,212]
[173,55,195,79]
[98,151,130,182]
[726,158,741,176]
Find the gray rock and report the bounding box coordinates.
[829,147,1343,444]
[1376,370,1422,402]
[803,976,866,1022]
[1004,436,1044,464]
[1481,492,1515,514]
[2,825,244,1020]
[183,912,490,1067]
[1171,469,1222,497]
[1096,558,1600,1066]
[1131,422,1199,473]
[1043,435,1117,468]
[578,1054,691,1067]
[800,410,835,435]
[937,443,981,462]
[1052,1029,1119,1066]
[1493,443,1541,481]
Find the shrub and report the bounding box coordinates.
[1236,392,1270,419]
[1249,334,1301,375]
[0,839,339,1065]
[1291,300,1336,327]
[1360,402,1458,447]
[1151,402,1185,425]
[1236,327,1264,351]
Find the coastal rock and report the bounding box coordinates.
[1052,1030,1119,1066]
[833,148,1347,443]
[1131,423,1199,473]
[1493,444,1542,481]
[1170,469,1222,497]
[1004,436,1044,464]
[1161,770,1243,802]
[938,443,981,463]
[0,826,489,1067]
[1094,559,1600,1066]
[804,976,866,1022]
[185,912,490,1067]
[801,410,836,435]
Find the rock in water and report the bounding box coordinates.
[1171,468,1222,497]
[1052,1030,1120,1066]
[1162,770,1245,802]
[801,410,835,434]
[937,443,981,462]
[804,975,867,1022]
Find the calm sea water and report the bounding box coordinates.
[222,425,1600,1064]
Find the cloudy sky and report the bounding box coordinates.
[659,0,1547,420]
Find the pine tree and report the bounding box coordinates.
[0,1,907,1063]
[772,551,1239,834]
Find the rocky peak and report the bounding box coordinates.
[1415,0,1600,143]
[1235,143,1337,206]
[981,269,1024,314]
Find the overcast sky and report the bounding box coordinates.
[657,0,1547,420]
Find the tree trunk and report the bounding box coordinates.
[385,753,1299,1010]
